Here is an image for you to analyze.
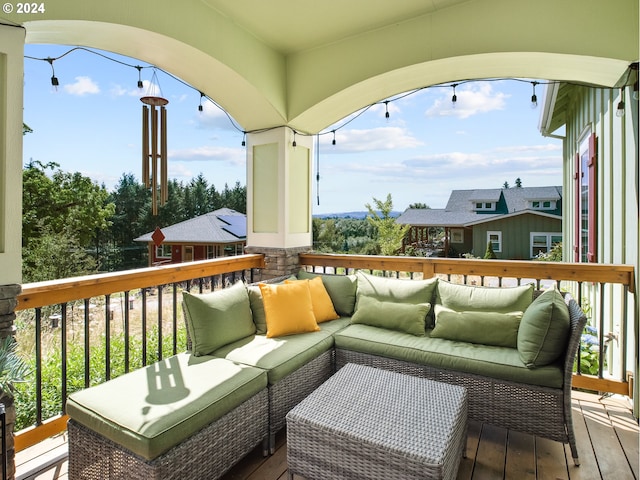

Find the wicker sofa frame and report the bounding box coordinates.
[335,291,587,465]
[68,285,586,479]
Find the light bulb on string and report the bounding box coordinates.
[384,100,390,121]
[198,92,204,112]
[241,132,246,147]
[530,81,538,109]
[451,84,458,108]
[616,88,625,117]
[46,58,59,89]
[292,131,297,149]
[332,130,336,146]
[136,66,144,89]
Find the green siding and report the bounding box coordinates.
[472,214,562,260]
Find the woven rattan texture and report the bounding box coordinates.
[268,349,333,451]
[68,388,268,480]
[334,292,587,462]
[287,363,467,480]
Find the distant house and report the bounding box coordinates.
[396,186,562,259]
[135,208,246,266]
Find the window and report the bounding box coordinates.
[450,229,464,244]
[155,244,171,258]
[531,200,555,210]
[206,245,216,259]
[531,233,562,258]
[475,202,494,211]
[574,131,597,262]
[487,231,502,253]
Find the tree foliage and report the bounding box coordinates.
[365,194,409,256]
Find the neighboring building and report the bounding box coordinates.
[135,208,246,266]
[396,186,562,259]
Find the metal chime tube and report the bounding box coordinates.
[141,96,169,216]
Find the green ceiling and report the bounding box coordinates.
[2,0,638,133]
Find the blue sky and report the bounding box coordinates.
[23,44,563,214]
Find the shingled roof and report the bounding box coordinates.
[397,186,562,227]
[134,208,246,244]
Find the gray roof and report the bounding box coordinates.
[397,186,562,227]
[134,208,246,244]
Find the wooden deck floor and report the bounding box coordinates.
[16,391,638,480]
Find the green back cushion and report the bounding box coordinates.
[352,295,430,336]
[297,269,358,316]
[517,286,570,368]
[436,280,534,313]
[431,305,522,347]
[247,285,267,334]
[355,271,438,305]
[182,281,255,356]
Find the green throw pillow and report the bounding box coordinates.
[436,280,533,313]
[297,269,357,316]
[351,295,430,336]
[355,271,438,305]
[517,286,570,368]
[182,281,255,356]
[247,285,267,334]
[431,305,522,348]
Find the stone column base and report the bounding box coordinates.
[0,284,21,480]
[245,246,311,280]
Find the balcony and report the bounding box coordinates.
[11,253,638,479]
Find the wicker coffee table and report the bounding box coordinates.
[286,363,468,480]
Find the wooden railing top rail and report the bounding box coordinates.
[16,254,266,311]
[299,253,636,292]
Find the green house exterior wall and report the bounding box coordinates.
[558,84,639,412]
[471,214,562,260]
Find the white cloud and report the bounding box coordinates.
[425,83,509,119]
[63,76,100,96]
[319,127,423,153]
[193,101,238,131]
[110,80,163,98]
[169,145,245,166]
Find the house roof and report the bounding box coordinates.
[397,186,562,227]
[134,208,246,244]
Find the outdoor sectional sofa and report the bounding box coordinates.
[65,269,587,480]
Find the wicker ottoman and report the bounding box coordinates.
[286,363,467,480]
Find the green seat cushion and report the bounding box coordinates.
[518,286,571,368]
[432,305,522,347]
[66,354,267,460]
[355,271,438,305]
[435,280,534,313]
[183,281,255,356]
[214,318,351,384]
[334,324,563,388]
[297,270,358,316]
[352,296,430,336]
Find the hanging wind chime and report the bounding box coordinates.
[141,70,169,216]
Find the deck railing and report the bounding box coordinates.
[13,254,265,451]
[299,253,636,395]
[11,252,636,452]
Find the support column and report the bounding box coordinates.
[0,24,25,480]
[245,127,313,278]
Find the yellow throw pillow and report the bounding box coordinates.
[285,277,340,323]
[259,281,320,338]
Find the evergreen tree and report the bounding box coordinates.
[365,194,409,256]
[484,241,497,259]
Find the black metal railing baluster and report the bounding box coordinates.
[141,289,147,366]
[83,299,91,388]
[105,294,111,381]
[124,291,130,373]
[35,308,42,425]
[61,303,68,413]
[157,286,163,361]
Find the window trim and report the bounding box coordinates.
[487,231,502,253]
[155,244,171,259]
[575,129,597,263]
[530,232,562,258]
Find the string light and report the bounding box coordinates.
[24,48,639,147]
[616,88,625,117]
[46,57,59,88]
[292,131,297,148]
[136,66,143,89]
[198,92,204,112]
[241,132,246,147]
[332,130,336,146]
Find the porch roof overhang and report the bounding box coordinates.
[2,0,637,134]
